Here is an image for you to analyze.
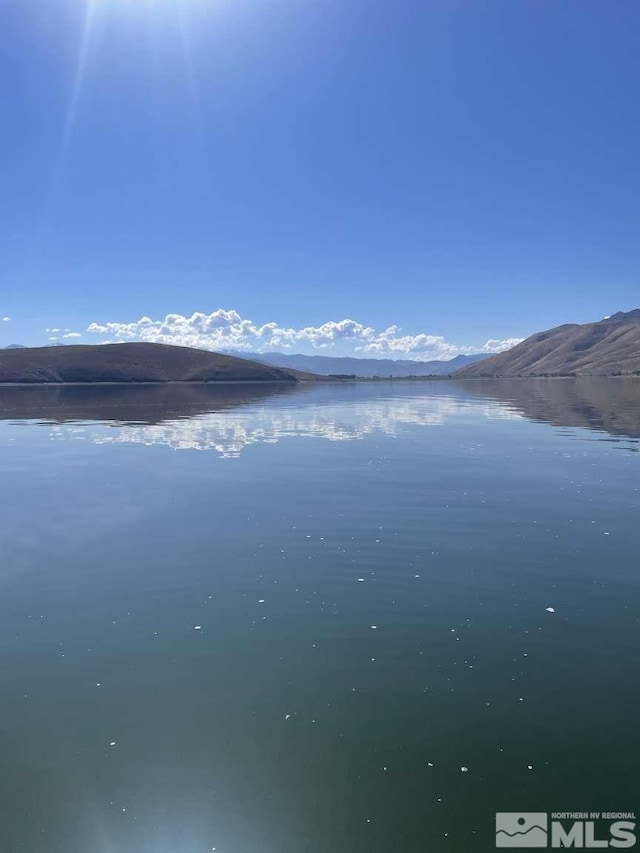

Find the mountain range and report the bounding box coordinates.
[5,310,640,379]
[226,351,486,377]
[457,310,640,377]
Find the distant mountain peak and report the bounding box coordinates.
[604,309,640,323]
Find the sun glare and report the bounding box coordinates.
[49,0,209,211]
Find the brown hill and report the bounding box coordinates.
[456,310,640,377]
[0,342,320,384]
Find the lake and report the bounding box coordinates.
[0,379,639,852]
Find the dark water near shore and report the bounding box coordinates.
[0,379,639,852]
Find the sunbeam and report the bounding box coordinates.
[61,0,98,162]
[173,0,208,154]
[46,0,100,217]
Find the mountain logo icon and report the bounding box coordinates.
[496,813,548,847]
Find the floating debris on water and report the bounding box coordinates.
[545,607,555,613]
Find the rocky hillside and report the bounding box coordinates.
[456,310,640,377]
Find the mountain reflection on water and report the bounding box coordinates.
[455,377,640,443]
[1,377,640,455]
[0,381,299,423]
[0,381,520,457]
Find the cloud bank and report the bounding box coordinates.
[86,310,521,361]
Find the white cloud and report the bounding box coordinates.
[480,337,523,353]
[86,309,522,361]
[63,332,82,339]
[1,316,10,322]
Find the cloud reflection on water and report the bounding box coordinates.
[46,391,521,457]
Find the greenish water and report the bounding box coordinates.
[0,379,638,852]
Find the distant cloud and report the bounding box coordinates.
[87,309,523,361]
[46,327,61,333]
[480,337,523,353]
[63,332,82,339]
[1,316,10,322]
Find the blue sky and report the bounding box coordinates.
[1,0,639,358]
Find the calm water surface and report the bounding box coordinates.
[0,379,639,852]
